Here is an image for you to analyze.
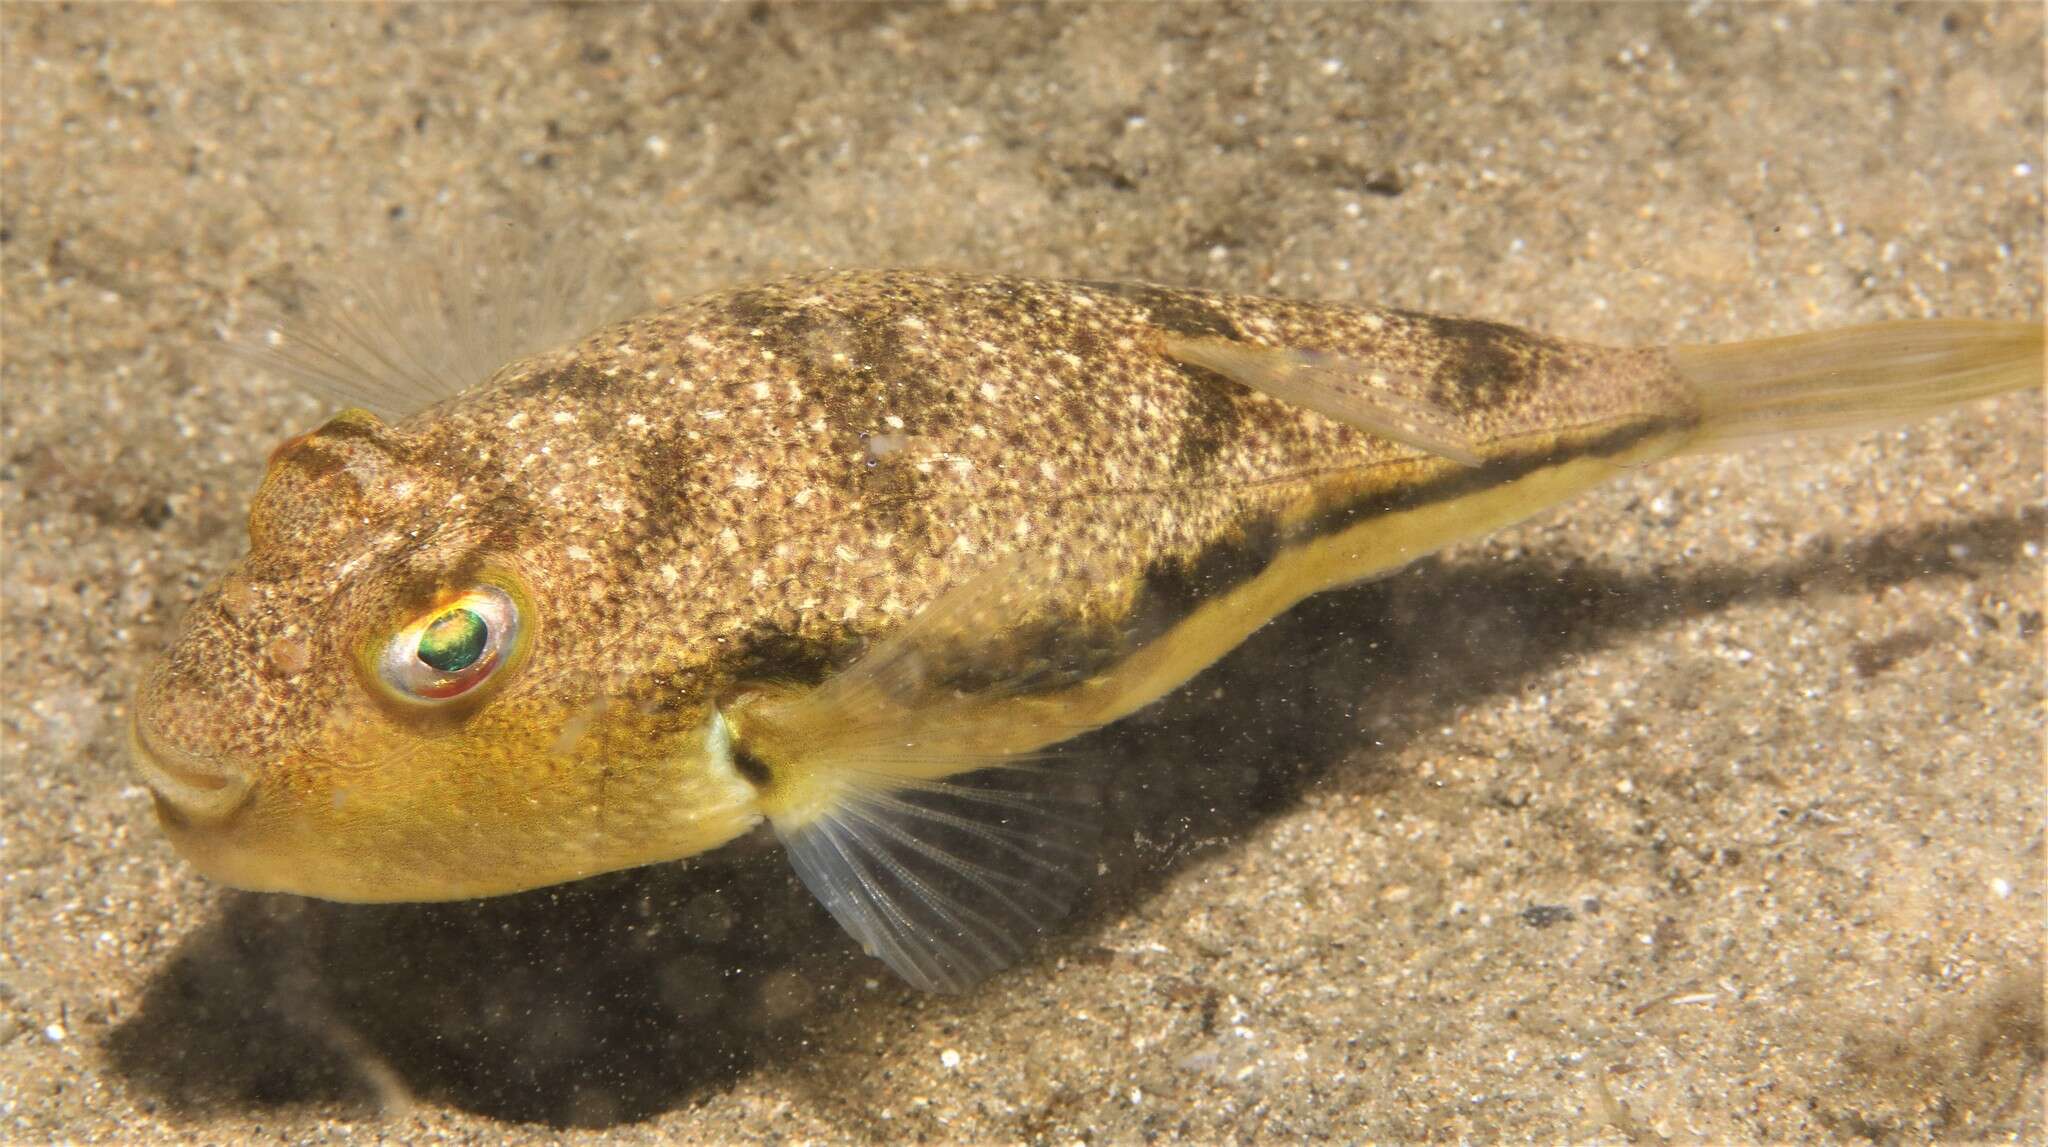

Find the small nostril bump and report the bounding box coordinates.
[268,635,313,676]
[216,577,261,623]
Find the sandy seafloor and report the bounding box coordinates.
[2,4,2043,1144]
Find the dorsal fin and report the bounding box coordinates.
[1163,334,1484,467]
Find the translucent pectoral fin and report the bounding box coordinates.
[731,553,1126,991]
[1163,334,1484,467]
[773,763,1101,993]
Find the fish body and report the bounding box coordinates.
[133,268,2043,991]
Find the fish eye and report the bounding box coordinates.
[375,586,522,702]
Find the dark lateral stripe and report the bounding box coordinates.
[1140,416,1689,615]
[1313,416,1685,531]
[684,417,1690,714]
[850,416,1693,705]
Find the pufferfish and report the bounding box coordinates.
[132,255,2043,992]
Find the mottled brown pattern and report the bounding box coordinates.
[449,271,1685,706]
[133,269,1695,899]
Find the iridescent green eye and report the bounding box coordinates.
[376,586,522,703]
[417,608,487,672]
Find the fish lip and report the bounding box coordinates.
[129,715,252,821]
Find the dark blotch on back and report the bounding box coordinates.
[308,416,384,444]
[721,283,960,434]
[620,427,704,549]
[718,281,970,549]
[1398,311,1554,411]
[1078,281,1252,473]
[720,287,815,344]
[1078,281,1245,342]
[1169,368,1250,474]
[268,441,349,482]
[498,359,617,405]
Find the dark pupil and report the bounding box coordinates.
[417,608,487,673]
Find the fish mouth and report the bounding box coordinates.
[130,716,252,822]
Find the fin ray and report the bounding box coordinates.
[738,554,1123,991]
[230,222,646,419]
[1674,320,2044,451]
[774,763,1101,993]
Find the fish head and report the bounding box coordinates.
[131,405,759,902]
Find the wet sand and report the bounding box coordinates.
[2,4,2041,1143]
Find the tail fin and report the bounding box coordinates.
[1673,320,2043,452]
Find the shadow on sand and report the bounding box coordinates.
[104,508,2039,1127]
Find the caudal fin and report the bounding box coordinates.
[1673,320,2043,452]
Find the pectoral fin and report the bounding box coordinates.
[774,765,1099,993]
[721,558,1113,992]
[1163,334,1484,466]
